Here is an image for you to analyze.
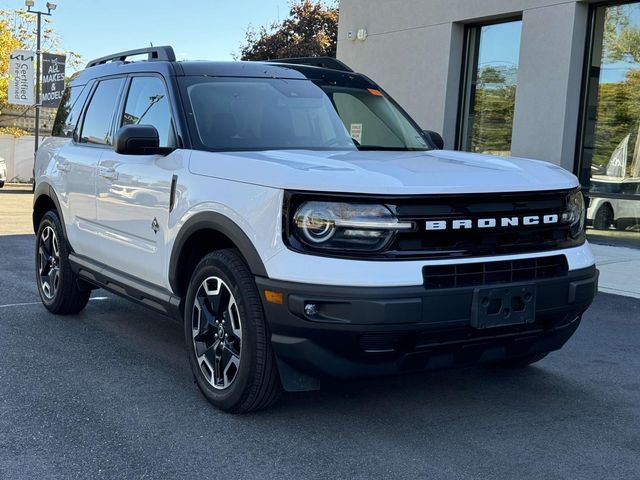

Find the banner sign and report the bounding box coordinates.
[42,53,66,108]
[606,134,629,178]
[8,49,35,106]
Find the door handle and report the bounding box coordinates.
[98,166,118,181]
[57,162,71,173]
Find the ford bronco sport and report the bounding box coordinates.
[33,46,598,413]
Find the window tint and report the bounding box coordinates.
[121,76,175,147]
[331,90,418,148]
[80,78,123,145]
[184,78,429,151]
[51,84,89,138]
[187,79,349,150]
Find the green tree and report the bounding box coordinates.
[603,5,640,63]
[239,0,338,61]
[471,65,517,155]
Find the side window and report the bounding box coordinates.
[80,78,124,145]
[121,76,175,147]
[51,84,89,138]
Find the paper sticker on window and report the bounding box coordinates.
[350,123,362,143]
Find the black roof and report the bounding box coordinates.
[72,46,376,88]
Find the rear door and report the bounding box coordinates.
[59,78,124,259]
[95,74,178,284]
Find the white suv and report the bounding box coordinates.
[33,47,598,413]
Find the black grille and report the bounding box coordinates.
[284,189,584,260]
[422,255,568,289]
[390,190,582,259]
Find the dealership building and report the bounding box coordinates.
[337,0,640,248]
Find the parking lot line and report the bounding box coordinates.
[0,296,110,309]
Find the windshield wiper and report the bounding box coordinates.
[356,145,424,151]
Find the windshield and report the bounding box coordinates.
[184,77,430,152]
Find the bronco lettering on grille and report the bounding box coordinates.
[425,214,559,231]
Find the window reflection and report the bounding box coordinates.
[122,77,175,148]
[460,20,522,156]
[582,3,640,246]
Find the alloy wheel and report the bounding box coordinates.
[38,225,60,300]
[191,276,242,390]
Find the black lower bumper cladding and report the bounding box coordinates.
[257,266,598,387]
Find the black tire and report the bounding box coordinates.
[184,249,281,413]
[0,180,5,188]
[593,204,613,230]
[35,210,91,314]
[493,352,549,368]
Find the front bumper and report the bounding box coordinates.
[257,265,598,387]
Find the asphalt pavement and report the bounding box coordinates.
[1,192,640,479]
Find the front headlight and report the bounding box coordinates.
[293,201,412,252]
[562,190,585,238]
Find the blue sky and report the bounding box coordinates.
[477,21,522,71]
[0,0,300,71]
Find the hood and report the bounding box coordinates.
[188,149,578,195]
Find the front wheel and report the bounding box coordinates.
[184,249,281,413]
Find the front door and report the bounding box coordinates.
[95,75,178,285]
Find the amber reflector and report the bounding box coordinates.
[265,290,284,305]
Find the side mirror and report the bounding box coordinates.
[114,124,172,155]
[423,130,444,150]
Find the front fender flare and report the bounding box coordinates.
[168,211,268,294]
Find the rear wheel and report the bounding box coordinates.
[184,249,281,413]
[35,211,91,314]
[493,352,548,368]
[593,204,614,230]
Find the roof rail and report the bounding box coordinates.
[266,57,354,73]
[86,46,176,69]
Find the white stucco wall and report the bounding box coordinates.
[337,0,591,169]
[0,135,42,182]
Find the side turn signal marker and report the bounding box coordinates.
[367,88,384,97]
[265,290,284,305]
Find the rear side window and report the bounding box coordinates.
[121,76,175,147]
[79,78,124,145]
[51,84,89,138]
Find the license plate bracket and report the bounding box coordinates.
[471,284,536,329]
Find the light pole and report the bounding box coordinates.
[24,1,56,159]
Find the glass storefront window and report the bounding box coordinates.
[459,20,522,156]
[580,2,640,247]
